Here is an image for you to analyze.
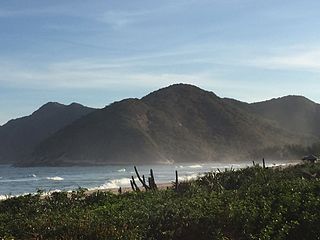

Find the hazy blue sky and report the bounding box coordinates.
[1,0,320,124]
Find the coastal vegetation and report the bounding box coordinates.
[1,162,319,239]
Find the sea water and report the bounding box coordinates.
[0,161,290,199]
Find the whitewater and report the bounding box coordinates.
[0,161,292,199]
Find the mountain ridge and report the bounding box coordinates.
[1,84,319,167]
[13,84,319,167]
[0,102,95,164]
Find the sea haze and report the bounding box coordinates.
[0,161,295,198]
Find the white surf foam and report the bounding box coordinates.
[41,189,62,196]
[46,176,64,181]
[175,165,184,169]
[178,173,204,181]
[117,168,126,172]
[0,195,8,200]
[0,192,33,201]
[90,177,131,190]
[188,164,202,169]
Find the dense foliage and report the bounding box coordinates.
[1,162,320,239]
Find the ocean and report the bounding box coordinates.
[0,161,289,199]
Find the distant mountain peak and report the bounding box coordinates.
[68,102,87,108]
[260,95,315,104]
[142,83,218,103]
[36,102,66,113]
[153,83,211,94]
[42,101,65,107]
[34,102,92,116]
[279,95,316,104]
[0,102,95,164]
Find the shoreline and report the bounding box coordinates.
[84,161,301,195]
[0,161,302,200]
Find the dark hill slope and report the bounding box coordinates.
[19,84,305,166]
[0,102,94,164]
[225,96,320,139]
[22,99,163,166]
[250,96,320,138]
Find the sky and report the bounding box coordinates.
[1,0,320,125]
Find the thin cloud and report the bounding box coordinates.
[98,0,199,29]
[99,10,150,29]
[248,49,320,72]
[0,59,213,89]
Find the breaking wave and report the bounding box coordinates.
[46,176,64,181]
[117,168,126,172]
[175,165,185,169]
[178,173,202,181]
[0,192,31,201]
[40,189,62,196]
[179,173,198,181]
[89,178,131,190]
[0,189,65,201]
[188,164,202,169]
[0,195,8,201]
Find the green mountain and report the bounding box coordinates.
[0,102,94,164]
[16,84,316,167]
